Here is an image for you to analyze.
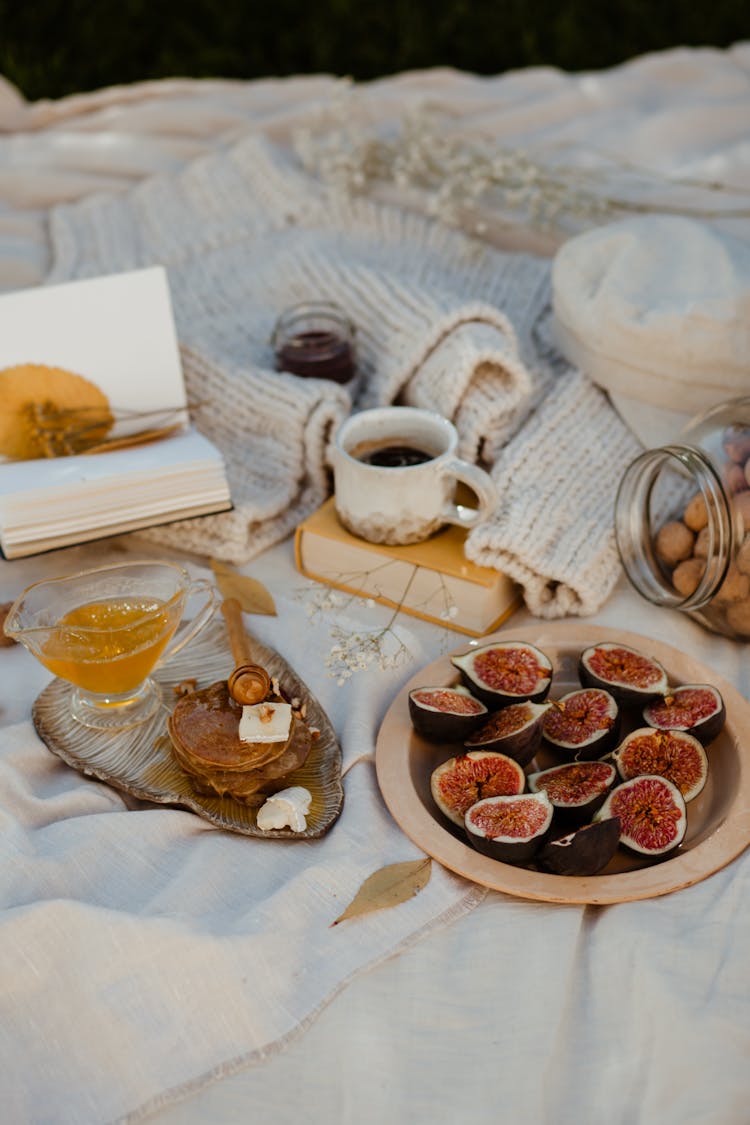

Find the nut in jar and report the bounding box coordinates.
[615,400,750,641]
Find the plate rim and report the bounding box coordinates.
[375,622,750,904]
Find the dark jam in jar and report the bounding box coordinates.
[273,302,356,385]
[276,329,355,383]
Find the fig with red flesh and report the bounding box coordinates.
[642,683,725,746]
[612,727,708,803]
[430,750,525,827]
[527,759,617,824]
[451,641,552,708]
[539,817,622,876]
[464,791,554,864]
[463,701,550,768]
[579,642,669,705]
[408,685,488,741]
[595,774,687,857]
[542,688,620,760]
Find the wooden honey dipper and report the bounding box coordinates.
[221,597,271,705]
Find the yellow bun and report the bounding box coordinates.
[0,363,112,460]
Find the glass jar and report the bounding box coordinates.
[271,301,356,385]
[615,397,750,640]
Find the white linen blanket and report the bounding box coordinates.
[1,46,749,1125]
[0,565,484,1124]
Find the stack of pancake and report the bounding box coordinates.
[168,680,312,805]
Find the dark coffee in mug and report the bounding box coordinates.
[349,437,435,468]
[332,406,498,545]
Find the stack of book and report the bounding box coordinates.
[294,497,519,637]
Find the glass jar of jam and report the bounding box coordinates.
[272,301,356,385]
[615,396,750,640]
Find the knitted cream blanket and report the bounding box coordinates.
[47,136,640,616]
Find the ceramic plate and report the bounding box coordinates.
[375,623,750,903]
[33,618,343,839]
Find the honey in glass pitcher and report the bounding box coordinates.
[3,560,217,731]
[39,594,182,695]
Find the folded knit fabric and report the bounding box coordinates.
[140,346,351,561]
[465,369,642,616]
[47,135,635,613]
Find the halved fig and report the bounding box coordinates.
[464,791,554,864]
[542,688,620,760]
[612,727,708,803]
[463,701,550,767]
[595,775,687,857]
[430,750,526,827]
[527,759,617,823]
[451,641,552,708]
[539,817,622,876]
[408,684,488,741]
[642,683,725,746]
[579,642,669,705]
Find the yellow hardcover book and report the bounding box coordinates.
[294,497,520,637]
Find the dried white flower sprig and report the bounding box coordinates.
[297,562,458,684]
[295,103,750,236]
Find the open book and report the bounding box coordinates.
[0,267,232,558]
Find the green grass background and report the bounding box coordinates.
[1,0,748,101]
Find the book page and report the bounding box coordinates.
[0,266,186,415]
[0,430,224,506]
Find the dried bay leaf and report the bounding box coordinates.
[331,858,432,926]
[210,560,276,615]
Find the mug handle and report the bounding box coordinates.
[157,577,217,667]
[438,459,498,530]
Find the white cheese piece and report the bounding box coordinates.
[239,701,292,744]
[256,787,313,832]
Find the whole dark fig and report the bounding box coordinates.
[527,759,617,824]
[542,688,620,760]
[579,642,668,705]
[463,700,550,767]
[612,727,708,803]
[642,683,725,746]
[408,684,488,741]
[451,641,552,708]
[539,817,622,876]
[595,774,687,857]
[464,791,554,864]
[430,750,525,828]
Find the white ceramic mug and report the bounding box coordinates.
[330,406,497,545]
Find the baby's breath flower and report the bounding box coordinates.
[295,101,750,236]
[296,556,463,683]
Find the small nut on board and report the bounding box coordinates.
[173,678,198,697]
[0,603,17,646]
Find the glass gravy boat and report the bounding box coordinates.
[4,560,216,730]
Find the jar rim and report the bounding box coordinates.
[270,301,355,347]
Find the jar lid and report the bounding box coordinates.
[551,216,750,415]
